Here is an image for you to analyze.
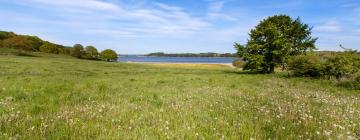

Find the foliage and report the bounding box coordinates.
[0,31,16,40]
[322,52,360,79]
[0,35,43,51]
[39,42,59,54]
[288,53,324,77]
[58,47,72,55]
[100,49,118,61]
[235,15,317,73]
[84,46,99,60]
[288,50,360,89]
[0,48,36,57]
[0,31,115,62]
[71,44,85,58]
[232,59,245,68]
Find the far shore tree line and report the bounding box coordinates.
[0,31,118,61]
[146,52,237,57]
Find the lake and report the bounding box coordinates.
[118,55,237,63]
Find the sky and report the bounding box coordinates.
[0,0,359,54]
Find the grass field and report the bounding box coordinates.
[0,55,359,139]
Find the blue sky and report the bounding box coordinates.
[0,0,359,54]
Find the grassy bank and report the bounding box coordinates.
[0,55,359,139]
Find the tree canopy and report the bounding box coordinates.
[71,44,85,58]
[85,46,99,59]
[235,15,317,73]
[39,42,59,54]
[0,35,43,51]
[100,49,118,62]
[0,31,109,61]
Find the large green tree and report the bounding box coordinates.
[100,49,118,62]
[235,15,317,73]
[85,46,99,60]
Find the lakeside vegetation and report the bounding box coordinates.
[0,55,359,139]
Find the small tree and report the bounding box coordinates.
[235,15,317,73]
[85,46,99,59]
[71,44,85,58]
[100,49,118,62]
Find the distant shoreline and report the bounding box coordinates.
[125,61,235,68]
[119,55,237,58]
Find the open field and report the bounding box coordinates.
[0,55,359,139]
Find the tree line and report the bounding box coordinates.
[0,31,118,61]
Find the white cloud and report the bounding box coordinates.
[355,29,360,33]
[208,1,224,12]
[22,0,120,11]
[206,1,237,21]
[314,21,342,32]
[153,2,183,11]
[16,0,211,37]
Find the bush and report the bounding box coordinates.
[288,51,360,90]
[288,54,324,77]
[323,53,359,79]
[39,43,59,54]
[232,60,245,68]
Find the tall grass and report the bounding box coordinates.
[0,55,359,139]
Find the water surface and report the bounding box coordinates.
[118,55,237,63]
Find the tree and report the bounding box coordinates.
[58,47,72,55]
[71,44,85,58]
[39,42,59,54]
[100,49,118,62]
[1,36,43,51]
[235,15,317,73]
[85,46,99,59]
[0,31,16,40]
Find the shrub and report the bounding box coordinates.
[0,48,36,57]
[39,43,59,54]
[323,53,359,79]
[232,60,245,68]
[288,54,324,77]
[288,51,360,90]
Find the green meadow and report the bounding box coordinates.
[0,55,359,139]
